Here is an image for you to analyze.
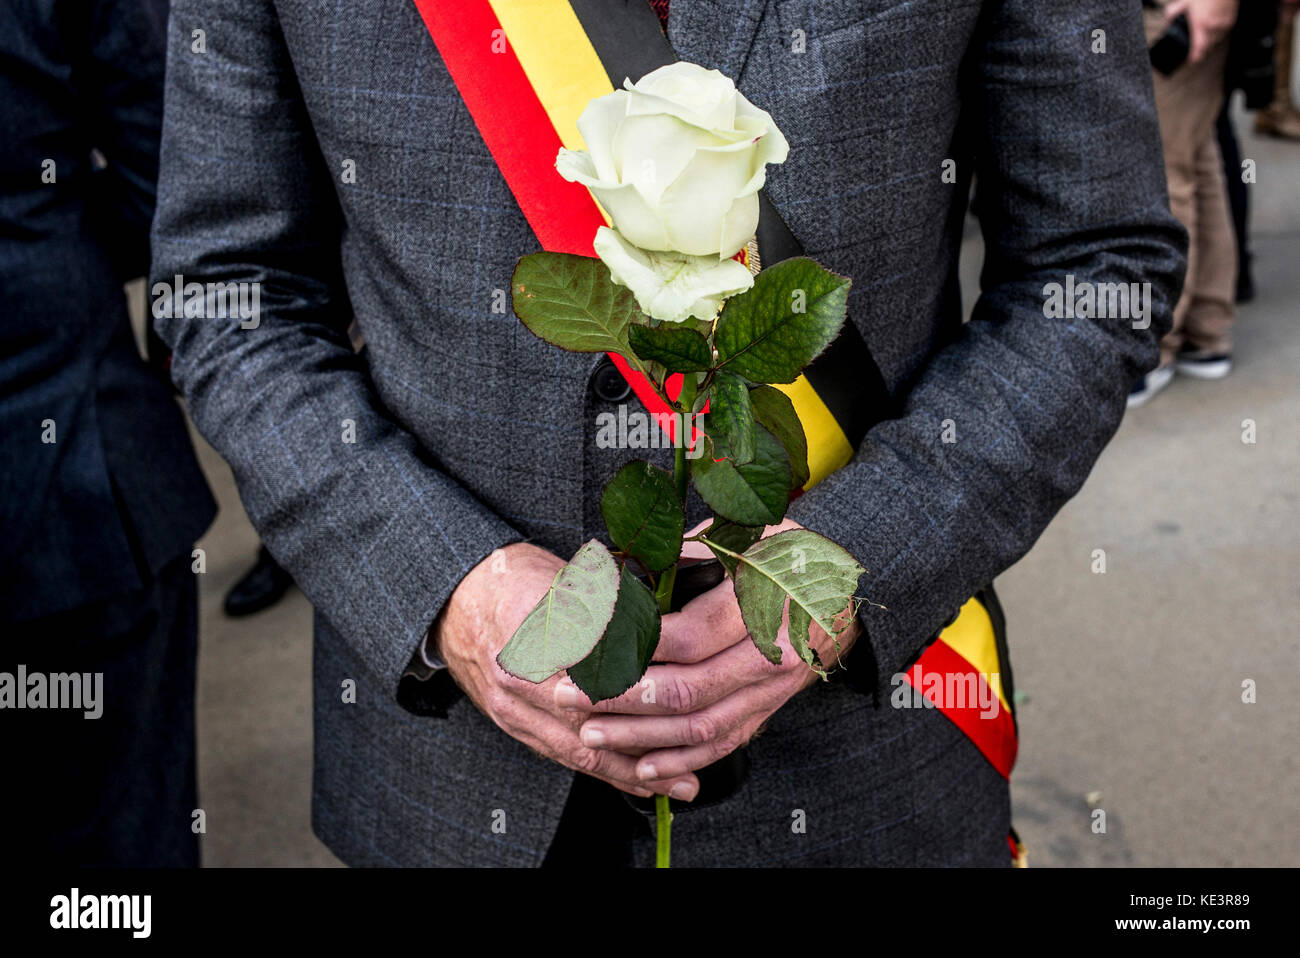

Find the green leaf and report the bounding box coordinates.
[496,540,620,682]
[512,252,642,354]
[680,317,716,339]
[749,385,810,489]
[600,461,684,574]
[699,520,764,578]
[689,424,791,526]
[713,257,850,383]
[706,371,756,465]
[786,602,823,676]
[567,568,661,703]
[727,529,865,666]
[628,324,713,373]
[646,358,669,393]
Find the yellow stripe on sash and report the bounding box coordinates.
[486,0,614,153]
[774,377,855,490]
[937,596,1011,715]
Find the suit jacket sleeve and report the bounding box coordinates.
[150,0,523,692]
[787,0,1188,680]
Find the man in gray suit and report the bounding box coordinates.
[152,0,1186,867]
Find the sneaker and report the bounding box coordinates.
[1174,348,1232,380]
[1127,364,1174,408]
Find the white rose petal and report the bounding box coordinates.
[612,113,729,205]
[716,194,760,262]
[556,59,789,260]
[557,148,671,250]
[625,63,738,133]
[576,90,630,184]
[736,99,790,165]
[656,140,761,256]
[593,226,754,324]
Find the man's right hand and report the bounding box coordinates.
[430,542,700,801]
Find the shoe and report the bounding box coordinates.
[223,546,294,617]
[1127,365,1174,408]
[1174,348,1232,380]
[1255,104,1300,139]
[1236,267,1255,304]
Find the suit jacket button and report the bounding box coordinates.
[591,358,632,403]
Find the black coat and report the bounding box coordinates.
[0,0,216,622]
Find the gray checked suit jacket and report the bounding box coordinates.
[152,0,1186,867]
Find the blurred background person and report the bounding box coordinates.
[1132,0,1242,407]
[1216,0,1281,302]
[1257,0,1300,137]
[0,0,215,865]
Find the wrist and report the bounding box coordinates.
[433,541,558,659]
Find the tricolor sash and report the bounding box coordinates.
[413,0,1018,780]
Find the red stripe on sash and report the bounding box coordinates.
[905,641,1018,780]
[412,0,603,255]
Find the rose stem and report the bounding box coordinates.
[650,372,698,869]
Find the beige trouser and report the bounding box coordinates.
[1145,7,1238,364]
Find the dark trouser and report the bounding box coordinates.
[541,773,649,868]
[1216,104,1251,290]
[2,556,199,867]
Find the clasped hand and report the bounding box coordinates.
[433,519,860,804]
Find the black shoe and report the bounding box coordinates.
[1236,268,1255,304]
[223,546,294,617]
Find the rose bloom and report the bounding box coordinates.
[557,62,789,323]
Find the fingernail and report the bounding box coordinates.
[669,781,697,802]
[637,763,657,781]
[555,683,582,709]
[581,727,605,748]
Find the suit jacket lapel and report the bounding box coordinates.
[668,0,770,80]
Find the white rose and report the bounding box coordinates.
[593,227,755,325]
[556,62,788,322]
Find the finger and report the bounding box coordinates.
[654,577,748,663]
[495,666,585,726]
[680,517,714,561]
[558,637,783,716]
[1163,0,1190,24]
[633,698,789,781]
[518,702,700,800]
[578,678,766,751]
[578,751,701,800]
[636,735,745,783]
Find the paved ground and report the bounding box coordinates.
[185,101,1299,867]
